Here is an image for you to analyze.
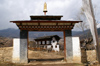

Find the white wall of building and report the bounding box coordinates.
[12,38,20,63]
[51,41,59,52]
[47,45,51,49]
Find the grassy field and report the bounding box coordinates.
[0,47,99,66]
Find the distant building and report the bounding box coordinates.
[34,35,60,51]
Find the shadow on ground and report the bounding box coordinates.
[28,58,64,63]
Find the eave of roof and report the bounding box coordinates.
[10,20,82,23]
[34,35,60,40]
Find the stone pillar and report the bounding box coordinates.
[72,37,81,63]
[12,30,28,63]
[64,30,73,63]
[20,30,28,63]
[12,38,20,63]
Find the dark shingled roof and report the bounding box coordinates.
[30,15,63,20]
[34,35,61,41]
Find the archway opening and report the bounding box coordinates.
[28,31,65,63]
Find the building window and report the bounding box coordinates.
[47,41,49,44]
[42,41,45,44]
[55,45,57,48]
[51,45,53,48]
[39,41,41,44]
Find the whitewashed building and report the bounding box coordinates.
[34,35,60,51]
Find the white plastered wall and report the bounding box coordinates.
[12,38,20,63]
[72,37,81,63]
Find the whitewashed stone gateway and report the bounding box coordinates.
[72,37,81,63]
[12,38,20,63]
[12,38,28,63]
[12,37,81,63]
[10,3,81,64]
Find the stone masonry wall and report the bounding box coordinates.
[81,48,97,64]
[0,47,12,62]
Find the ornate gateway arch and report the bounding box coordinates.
[10,3,82,63]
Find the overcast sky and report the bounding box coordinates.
[0,0,100,31]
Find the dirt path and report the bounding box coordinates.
[23,63,84,66]
[0,61,84,66]
[0,49,84,66]
[27,50,84,66]
[0,47,93,66]
[28,50,64,63]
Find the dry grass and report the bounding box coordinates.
[0,61,84,66]
[0,47,99,66]
[0,62,19,66]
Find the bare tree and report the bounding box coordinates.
[74,7,89,32]
[0,38,8,45]
[74,5,99,32]
[93,4,100,25]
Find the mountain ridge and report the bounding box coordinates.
[0,28,100,39]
